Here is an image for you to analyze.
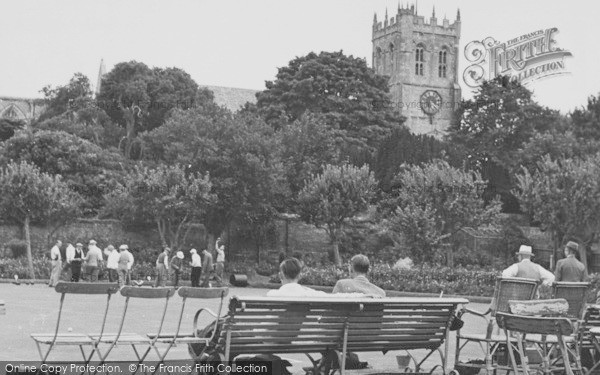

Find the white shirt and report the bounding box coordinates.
[50,245,61,261]
[107,250,120,269]
[125,250,134,270]
[266,283,366,298]
[65,244,75,263]
[216,247,225,262]
[501,259,556,286]
[191,253,202,267]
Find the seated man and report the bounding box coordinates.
[502,245,555,286]
[333,254,385,297]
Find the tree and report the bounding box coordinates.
[297,163,376,266]
[447,75,563,211]
[515,154,600,270]
[0,161,81,278]
[142,107,289,252]
[103,164,213,250]
[570,93,600,140]
[256,51,404,159]
[0,118,25,141]
[39,73,94,122]
[97,61,214,158]
[0,130,127,215]
[382,160,501,264]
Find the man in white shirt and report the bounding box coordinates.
[105,245,119,283]
[49,240,62,287]
[215,245,225,286]
[502,245,555,285]
[190,249,202,287]
[62,243,75,281]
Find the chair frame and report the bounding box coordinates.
[497,311,583,375]
[148,287,229,372]
[578,304,600,375]
[30,282,119,367]
[454,277,539,375]
[90,287,176,374]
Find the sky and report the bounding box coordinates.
[1,0,598,113]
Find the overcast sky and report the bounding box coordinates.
[1,0,597,113]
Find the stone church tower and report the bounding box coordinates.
[372,4,461,135]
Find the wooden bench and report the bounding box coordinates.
[202,296,467,375]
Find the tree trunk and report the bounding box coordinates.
[24,216,35,280]
[207,232,216,252]
[331,240,341,267]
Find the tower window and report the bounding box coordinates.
[389,43,395,61]
[438,50,447,78]
[415,46,424,76]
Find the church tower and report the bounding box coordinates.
[372,4,461,135]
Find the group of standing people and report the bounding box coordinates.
[154,237,226,288]
[48,239,134,287]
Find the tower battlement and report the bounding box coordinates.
[373,4,460,39]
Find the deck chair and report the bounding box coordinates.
[497,310,583,375]
[89,287,176,373]
[551,282,591,320]
[577,305,600,375]
[454,277,538,375]
[30,282,119,366]
[147,287,229,371]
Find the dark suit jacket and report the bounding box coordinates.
[555,255,588,282]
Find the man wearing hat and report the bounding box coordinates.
[85,239,103,282]
[502,245,555,285]
[117,245,134,287]
[189,249,202,287]
[170,251,185,288]
[555,241,588,282]
[71,243,85,282]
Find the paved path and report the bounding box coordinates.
[0,284,488,373]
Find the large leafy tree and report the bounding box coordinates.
[297,163,376,266]
[570,93,600,140]
[0,130,127,215]
[515,154,600,270]
[0,161,82,278]
[103,164,213,250]
[142,106,288,251]
[97,61,214,158]
[39,73,94,122]
[447,75,563,210]
[382,160,501,264]
[256,51,404,158]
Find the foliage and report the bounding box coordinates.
[374,127,462,192]
[142,107,288,249]
[278,113,342,197]
[39,73,94,122]
[297,163,376,265]
[0,118,25,141]
[570,93,600,140]
[103,163,214,251]
[0,161,82,278]
[0,257,52,279]
[515,153,600,265]
[269,263,498,297]
[256,51,404,158]
[382,160,502,263]
[4,239,28,258]
[96,61,215,158]
[0,130,127,215]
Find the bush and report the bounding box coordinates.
[4,239,27,258]
[270,263,498,296]
[0,257,52,278]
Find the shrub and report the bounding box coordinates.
[4,239,27,258]
[0,257,52,279]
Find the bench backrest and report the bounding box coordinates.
[219,296,467,358]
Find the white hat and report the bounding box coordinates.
[119,244,128,251]
[190,249,197,254]
[89,240,97,245]
[176,251,184,259]
[516,245,533,256]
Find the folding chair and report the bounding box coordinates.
[89,287,176,373]
[148,287,229,370]
[497,309,584,375]
[30,282,119,366]
[552,282,591,320]
[578,305,600,375]
[454,277,538,375]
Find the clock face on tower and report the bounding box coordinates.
[420,90,442,115]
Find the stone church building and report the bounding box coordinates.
[373,4,461,135]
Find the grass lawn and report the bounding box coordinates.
[0,283,488,374]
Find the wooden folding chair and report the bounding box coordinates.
[454,277,538,375]
[578,305,600,375]
[147,287,229,370]
[497,309,583,375]
[89,287,176,373]
[552,282,591,320]
[30,282,119,366]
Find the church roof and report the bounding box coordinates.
[202,85,259,112]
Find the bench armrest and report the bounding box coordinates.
[463,307,491,318]
[193,308,218,336]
